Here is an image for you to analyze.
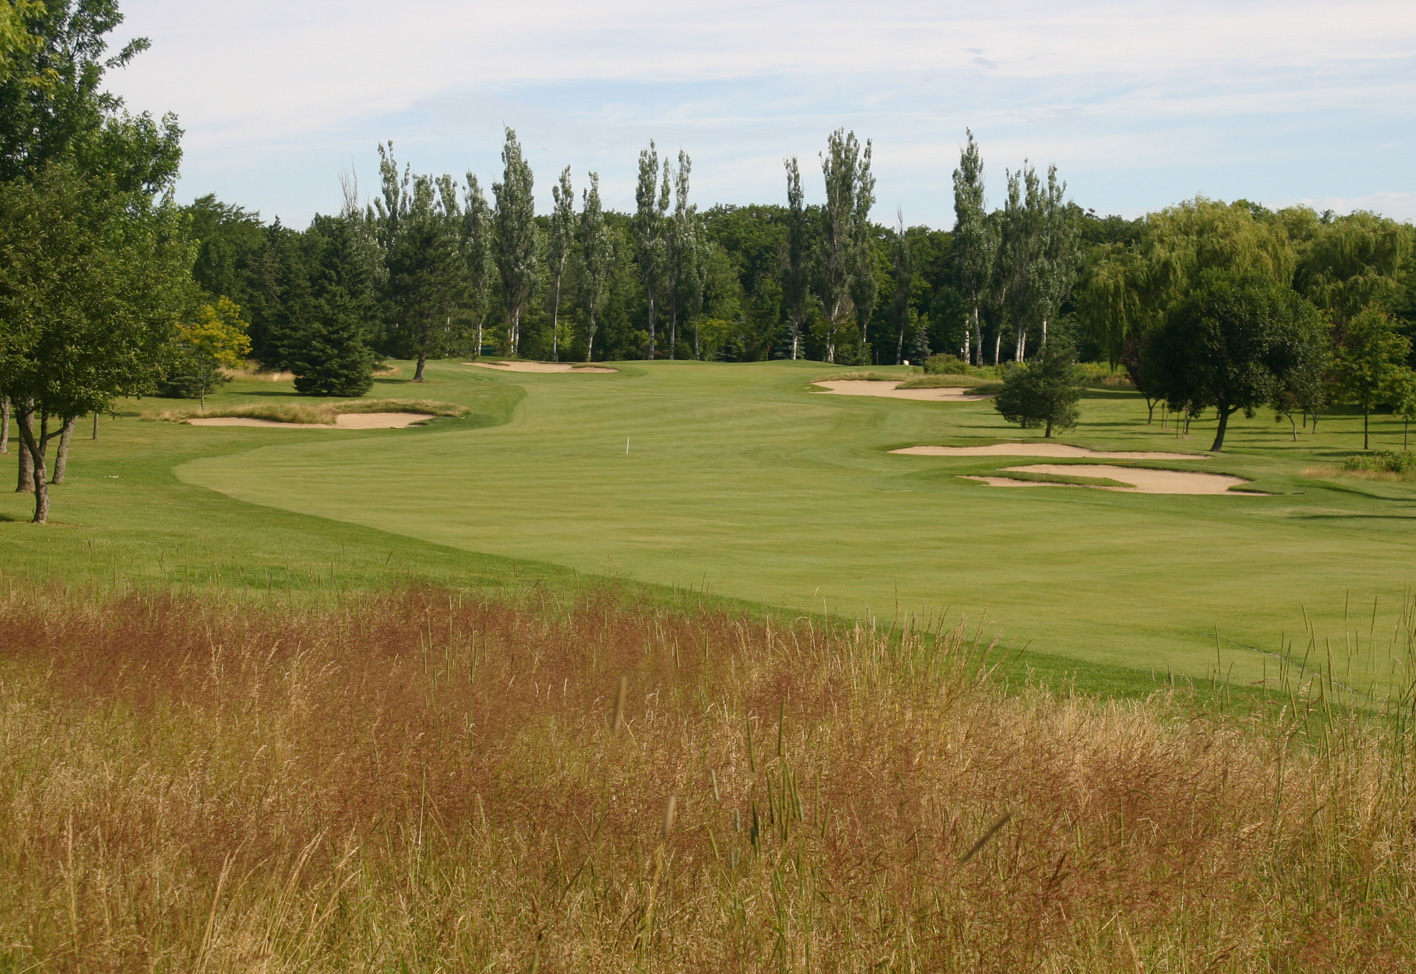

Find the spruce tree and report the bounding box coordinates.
[994,332,1086,437]
[286,217,377,397]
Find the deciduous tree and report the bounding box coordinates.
[951,130,995,365]
[1333,307,1411,450]
[492,127,538,356]
[579,172,611,361]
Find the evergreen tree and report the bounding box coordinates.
[284,216,377,397]
[994,332,1086,437]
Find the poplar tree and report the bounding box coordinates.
[665,150,701,360]
[579,172,611,361]
[547,166,574,362]
[493,127,538,356]
[633,141,668,358]
[891,209,915,364]
[782,156,809,360]
[462,174,494,357]
[818,128,873,362]
[951,130,994,365]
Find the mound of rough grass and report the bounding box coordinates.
[143,398,469,425]
[2,585,1414,972]
[809,369,912,383]
[897,373,1003,393]
[1343,450,1416,475]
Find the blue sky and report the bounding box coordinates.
[107,0,1416,229]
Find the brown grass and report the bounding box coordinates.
[1,585,1413,971]
[1303,465,1416,483]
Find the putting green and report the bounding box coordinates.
[174,359,1416,694]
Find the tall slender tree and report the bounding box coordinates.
[818,128,873,362]
[579,172,611,361]
[951,130,995,365]
[493,127,538,356]
[547,166,574,362]
[633,141,669,358]
[462,174,494,357]
[891,209,915,364]
[782,156,809,360]
[664,150,701,360]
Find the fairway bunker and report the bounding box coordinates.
[892,443,1211,460]
[468,362,617,374]
[965,464,1255,495]
[812,379,991,401]
[187,412,434,430]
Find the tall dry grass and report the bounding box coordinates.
[1,585,1414,972]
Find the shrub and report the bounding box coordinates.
[1343,451,1416,474]
[924,353,970,375]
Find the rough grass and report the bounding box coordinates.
[142,398,470,425]
[897,374,1004,393]
[2,585,1414,972]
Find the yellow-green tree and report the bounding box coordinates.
[165,297,252,408]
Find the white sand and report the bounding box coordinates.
[187,412,433,430]
[964,464,1254,495]
[893,443,1210,460]
[468,362,617,374]
[811,380,991,401]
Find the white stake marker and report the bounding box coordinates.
[626,436,631,455]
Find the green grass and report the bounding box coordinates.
[5,358,1416,700]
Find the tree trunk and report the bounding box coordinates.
[476,317,485,358]
[15,402,34,492]
[694,318,701,361]
[1044,418,1053,438]
[790,320,800,361]
[1210,407,1233,452]
[963,304,973,365]
[1014,325,1027,364]
[414,349,428,382]
[551,276,562,363]
[668,306,677,360]
[647,294,657,359]
[1363,407,1370,451]
[1288,414,1298,442]
[0,396,8,454]
[1040,316,1049,351]
[52,415,78,484]
[585,312,597,362]
[895,319,906,365]
[92,410,99,440]
[1145,399,1155,424]
[15,410,48,523]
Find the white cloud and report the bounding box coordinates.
[102,1,1416,226]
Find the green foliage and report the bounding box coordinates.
[1342,451,1416,474]
[924,353,969,374]
[160,297,252,403]
[492,128,538,355]
[993,333,1086,436]
[284,217,378,397]
[1144,276,1326,451]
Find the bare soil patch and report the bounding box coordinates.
[812,379,991,401]
[187,412,432,430]
[468,361,617,374]
[893,443,1210,460]
[966,463,1254,495]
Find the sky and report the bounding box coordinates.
[105,0,1416,230]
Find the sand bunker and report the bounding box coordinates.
[468,362,617,374]
[965,464,1253,495]
[893,443,1210,460]
[812,380,991,401]
[187,412,433,430]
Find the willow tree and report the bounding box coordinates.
[951,130,995,365]
[547,166,575,362]
[493,127,538,355]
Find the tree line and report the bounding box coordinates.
[3,1,1416,525]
